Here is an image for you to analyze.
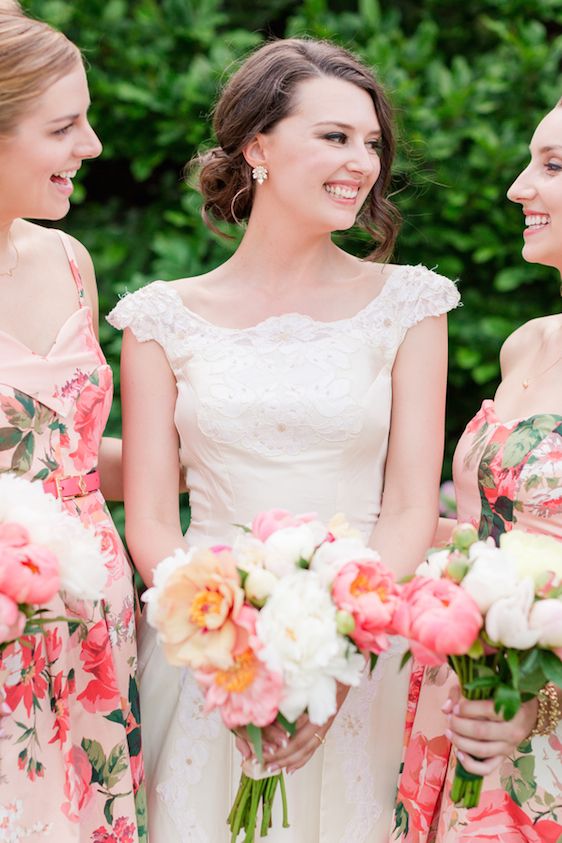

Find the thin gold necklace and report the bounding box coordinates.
[522,352,562,389]
[0,233,19,278]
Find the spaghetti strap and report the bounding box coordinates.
[56,229,86,307]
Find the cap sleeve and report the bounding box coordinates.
[396,265,460,330]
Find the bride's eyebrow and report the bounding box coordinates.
[312,120,381,136]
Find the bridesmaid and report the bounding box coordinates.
[0,3,146,840]
[393,100,562,842]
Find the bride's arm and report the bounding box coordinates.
[121,328,186,587]
[369,313,449,578]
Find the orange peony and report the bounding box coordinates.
[152,548,245,670]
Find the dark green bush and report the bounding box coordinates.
[25,0,562,481]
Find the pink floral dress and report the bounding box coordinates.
[0,232,146,842]
[392,399,562,843]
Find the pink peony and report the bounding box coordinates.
[332,560,400,653]
[251,508,318,542]
[392,577,482,666]
[0,593,25,644]
[195,605,283,728]
[0,522,60,605]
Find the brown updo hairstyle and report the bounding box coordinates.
[0,0,81,138]
[197,38,400,260]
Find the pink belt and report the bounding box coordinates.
[43,469,100,501]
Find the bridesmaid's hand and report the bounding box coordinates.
[443,685,539,776]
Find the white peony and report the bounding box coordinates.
[326,513,361,540]
[461,544,518,613]
[415,548,450,579]
[500,530,562,586]
[244,567,278,607]
[485,578,540,649]
[232,533,266,572]
[255,571,364,724]
[0,473,106,600]
[142,546,191,628]
[529,599,562,648]
[311,537,380,587]
[263,523,325,577]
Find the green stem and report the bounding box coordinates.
[279,772,289,828]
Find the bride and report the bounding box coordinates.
[109,37,459,843]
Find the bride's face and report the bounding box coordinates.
[507,106,562,273]
[252,76,382,234]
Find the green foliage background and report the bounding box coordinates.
[25,0,562,479]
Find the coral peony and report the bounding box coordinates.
[332,559,400,653]
[392,577,482,666]
[0,522,60,605]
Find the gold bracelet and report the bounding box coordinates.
[530,683,562,737]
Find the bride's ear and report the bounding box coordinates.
[242,135,268,171]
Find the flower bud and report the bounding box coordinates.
[445,551,469,583]
[335,609,356,636]
[451,523,478,553]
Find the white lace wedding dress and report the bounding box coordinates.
[108,265,459,843]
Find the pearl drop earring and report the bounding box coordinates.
[251,165,268,186]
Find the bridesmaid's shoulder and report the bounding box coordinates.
[500,314,562,368]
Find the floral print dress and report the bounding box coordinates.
[392,399,562,843]
[0,232,146,843]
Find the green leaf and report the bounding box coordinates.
[276,713,296,737]
[399,650,413,672]
[11,432,34,473]
[246,723,263,766]
[13,390,35,420]
[104,796,116,825]
[104,742,128,789]
[538,650,562,688]
[506,649,521,689]
[369,652,379,674]
[493,684,521,721]
[105,709,127,726]
[0,427,22,451]
[81,738,106,785]
[236,567,249,586]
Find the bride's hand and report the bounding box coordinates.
[265,683,350,775]
[233,720,290,761]
[443,685,539,776]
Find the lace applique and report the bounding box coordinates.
[156,671,221,842]
[106,269,459,458]
[330,635,407,841]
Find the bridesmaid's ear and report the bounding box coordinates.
[242,135,268,171]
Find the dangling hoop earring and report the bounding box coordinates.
[252,165,268,186]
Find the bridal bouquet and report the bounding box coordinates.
[144,509,401,841]
[0,473,107,653]
[395,523,562,809]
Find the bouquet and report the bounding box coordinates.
[394,523,562,809]
[0,473,107,653]
[143,509,401,841]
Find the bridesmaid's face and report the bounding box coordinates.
[0,64,102,225]
[507,106,562,273]
[249,76,382,234]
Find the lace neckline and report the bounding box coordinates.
[151,264,418,334]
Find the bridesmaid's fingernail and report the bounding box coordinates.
[266,745,275,755]
[457,751,465,761]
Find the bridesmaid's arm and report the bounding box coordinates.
[120,328,186,587]
[435,516,456,545]
[369,313,449,579]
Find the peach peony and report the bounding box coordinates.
[152,547,245,670]
[332,560,400,653]
[393,577,482,666]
